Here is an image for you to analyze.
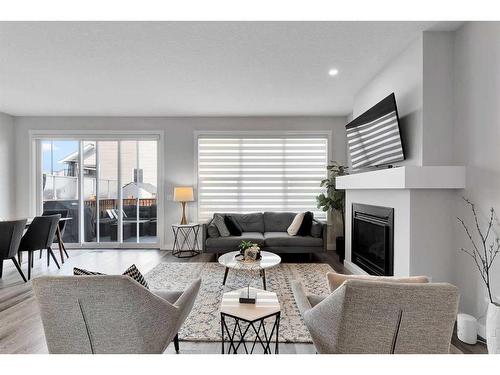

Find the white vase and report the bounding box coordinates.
[486,302,500,354]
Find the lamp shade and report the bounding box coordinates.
[173,186,194,202]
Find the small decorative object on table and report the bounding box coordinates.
[239,285,257,304]
[457,197,500,354]
[237,240,261,261]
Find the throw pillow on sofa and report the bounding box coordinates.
[207,221,220,238]
[73,264,149,289]
[213,213,231,237]
[224,215,243,236]
[310,220,323,238]
[326,272,429,292]
[297,211,313,236]
[287,212,305,236]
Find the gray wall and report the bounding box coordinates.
[452,22,500,334]
[14,116,347,247]
[0,112,16,218]
[351,32,456,169]
[352,38,423,167]
[422,31,456,166]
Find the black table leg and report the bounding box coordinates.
[222,267,229,286]
[173,334,180,354]
[221,312,280,354]
[261,269,267,290]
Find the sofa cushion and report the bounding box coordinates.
[207,222,220,238]
[326,272,429,293]
[287,213,305,236]
[224,215,242,236]
[310,220,323,238]
[264,232,323,247]
[218,213,264,233]
[297,211,313,236]
[206,232,265,249]
[213,214,230,237]
[263,212,296,232]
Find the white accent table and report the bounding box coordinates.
[218,251,281,290]
[220,287,281,354]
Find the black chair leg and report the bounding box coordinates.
[0,259,3,279]
[40,250,43,259]
[11,258,27,283]
[27,252,32,280]
[174,334,180,353]
[48,247,60,269]
[47,249,50,267]
[31,251,34,268]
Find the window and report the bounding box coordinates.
[38,137,159,246]
[197,136,329,222]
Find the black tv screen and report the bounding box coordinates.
[346,93,405,170]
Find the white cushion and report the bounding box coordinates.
[287,212,305,236]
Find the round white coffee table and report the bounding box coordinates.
[218,251,281,290]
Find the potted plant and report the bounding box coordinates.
[316,162,348,262]
[238,240,261,261]
[457,197,500,354]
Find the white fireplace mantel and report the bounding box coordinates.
[336,166,466,190]
[337,165,466,280]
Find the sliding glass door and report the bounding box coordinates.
[38,136,159,247]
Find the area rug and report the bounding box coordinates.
[145,262,333,343]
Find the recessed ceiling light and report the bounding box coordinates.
[328,68,339,77]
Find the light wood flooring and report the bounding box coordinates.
[0,248,345,354]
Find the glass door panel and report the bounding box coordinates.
[97,141,119,243]
[120,140,139,243]
[83,141,97,242]
[138,140,158,243]
[41,140,80,243]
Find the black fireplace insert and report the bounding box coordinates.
[351,203,394,276]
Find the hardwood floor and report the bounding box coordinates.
[0,248,345,354]
[1,248,486,354]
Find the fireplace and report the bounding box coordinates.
[351,203,394,276]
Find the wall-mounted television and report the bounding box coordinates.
[346,93,405,170]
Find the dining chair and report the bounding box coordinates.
[18,215,61,280]
[0,219,28,282]
[42,209,70,262]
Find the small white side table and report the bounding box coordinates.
[171,223,201,258]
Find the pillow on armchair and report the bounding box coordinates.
[326,272,429,292]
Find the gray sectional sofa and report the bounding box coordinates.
[202,212,327,255]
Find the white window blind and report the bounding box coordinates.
[197,136,328,222]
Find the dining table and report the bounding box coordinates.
[24,217,72,264]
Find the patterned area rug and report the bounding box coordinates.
[145,262,333,343]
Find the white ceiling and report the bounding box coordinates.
[0,21,461,117]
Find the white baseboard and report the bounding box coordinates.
[478,323,486,339]
[343,260,368,275]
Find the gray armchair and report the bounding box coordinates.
[292,277,459,354]
[32,275,201,354]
